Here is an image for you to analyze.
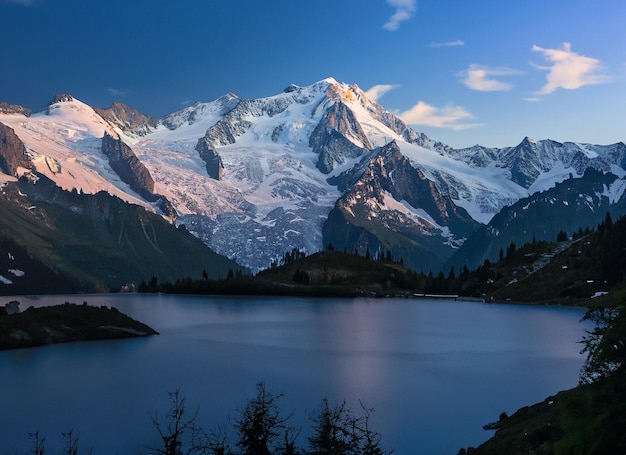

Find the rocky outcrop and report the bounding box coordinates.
[0,122,32,176]
[196,146,224,180]
[94,102,158,137]
[48,94,74,104]
[101,132,155,200]
[323,141,479,271]
[0,102,31,117]
[161,94,240,130]
[44,94,74,113]
[312,128,368,174]
[310,101,372,174]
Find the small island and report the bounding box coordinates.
[0,301,158,350]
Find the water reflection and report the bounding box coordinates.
[0,295,586,454]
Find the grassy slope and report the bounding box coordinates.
[451,216,626,306]
[463,375,626,454]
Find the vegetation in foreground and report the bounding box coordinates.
[20,382,393,455]
[458,304,626,454]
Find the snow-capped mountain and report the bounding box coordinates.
[323,141,480,271]
[1,78,625,272]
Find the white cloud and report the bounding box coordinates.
[523,97,543,102]
[458,64,522,92]
[365,84,399,102]
[399,101,484,130]
[531,42,612,95]
[108,88,128,97]
[383,0,417,31]
[428,40,465,48]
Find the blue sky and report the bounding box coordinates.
[1,0,624,148]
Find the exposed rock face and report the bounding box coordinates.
[312,128,367,174]
[197,146,224,180]
[0,122,32,176]
[194,94,303,180]
[101,132,155,200]
[94,102,158,137]
[0,102,31,117]
[323,141,479,271]
[371,108,431,147]
[49,94,74,104]
[310,101,371,174]
[446,137,626,190]
[44,94,75,115]
[161,94,240,130]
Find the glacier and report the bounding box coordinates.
[1,78,625,272]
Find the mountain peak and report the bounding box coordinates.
[522,136,537,144]
[283,84,300,93]
[93,102,158,138]
[47,94,75,106]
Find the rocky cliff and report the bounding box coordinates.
[0,122,32,176]
[323,141,479,271]
[94,102,158,137]
[101,132,156,200]
[0,102,31,117]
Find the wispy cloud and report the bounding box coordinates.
[428,40,465,48]
[108,88,129,97]
[523,97,543,102]
[365,84,399,102]
[531,42,611,95]
[399,101,484,130]
[458,64,522,92]
[383,0,417,31]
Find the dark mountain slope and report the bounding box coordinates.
[444,212,626,305]
[0,174,241,294]
[324,142,479,272]
[446,168,626,272]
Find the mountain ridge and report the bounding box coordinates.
[1,78,625,273]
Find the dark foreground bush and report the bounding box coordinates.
[23,382,393,455]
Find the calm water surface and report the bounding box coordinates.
[0,294,588,454]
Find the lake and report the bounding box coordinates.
[0,294,588,454]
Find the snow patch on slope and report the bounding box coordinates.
[395,141,528,223]
[0,100,149,208]
[528,161,579,194]
[380,192,463,247]
[600,179,626,203]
